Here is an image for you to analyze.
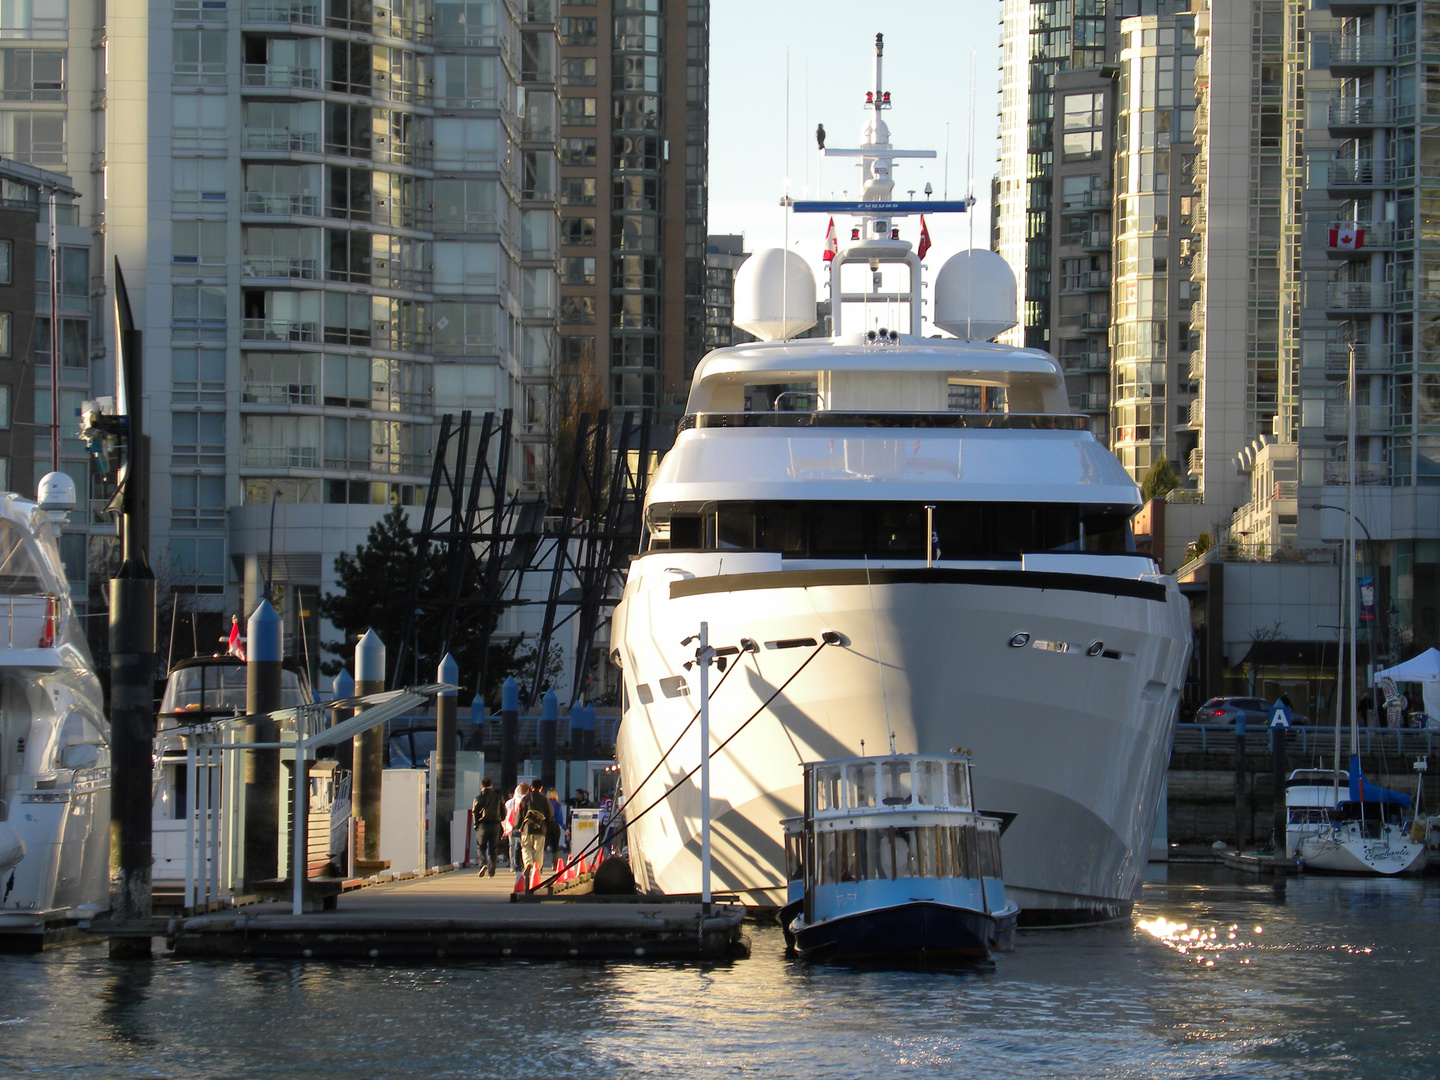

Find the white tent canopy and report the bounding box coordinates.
[1374,648,1440,722]
[1374,648,1440,685]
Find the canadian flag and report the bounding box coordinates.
[227,616,245,661]
[918,215,932,261]
[1329,226,1364,250]
[822,217,838,262]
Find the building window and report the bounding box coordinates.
[560,295,596,324]
[559,17,597,46]
[561,177,596,206]
[0,384,10,427]
[0,49,63,100]
[0,312,9,357]
[169,536,226,593]
[171,411,226,466]
[3,110,63,164]
[172,220,227,267]
[172,29,226,85]
[561,56,596,86]
[560,334,594,369]
[562,96,597,126]
[172,285,227,338]
[1062,92,1104,158]
[34,317,86,367]
[561,216,596,245]
[0,239,11,284]
[170,473,226,530]
[560,256,595,285]
[560,136,596,166]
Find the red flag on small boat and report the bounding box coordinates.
[918,215,932,261]
[823,217,838,262]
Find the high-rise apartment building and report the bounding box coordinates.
[556,0,708,438]
[997,0,1196,464]
[2,0,562,671]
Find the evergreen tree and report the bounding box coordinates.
[1140,457,1181,501]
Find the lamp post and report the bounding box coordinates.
[1310,501,1380,716]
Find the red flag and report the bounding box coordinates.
[918,216,932,261]
[822,217,838,262]
[1328,226,1364,250]
[227,616,245,661]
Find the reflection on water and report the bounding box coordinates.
[0,865,1438,1079]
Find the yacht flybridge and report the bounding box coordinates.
[609,34,1192,922]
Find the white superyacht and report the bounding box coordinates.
[0,473,110,945]
[610,36,1191,922]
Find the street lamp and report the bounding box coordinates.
[1310,502,1380,717]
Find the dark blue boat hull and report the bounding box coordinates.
[790,901,1016,964]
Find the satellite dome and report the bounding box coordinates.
[734,248,817,342]
[933,249,1019,341]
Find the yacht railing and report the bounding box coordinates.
[0,594,57,649]
[681,412,1091,432]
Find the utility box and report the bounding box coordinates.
[570,808,601,858]
[380,769,426,874]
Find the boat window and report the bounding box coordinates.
[978,826,1003,878]
[817,829,861,884]
[646,500,1134,559]
[915,826,939,877]
[849,762,877,808]
[814,764,844,811]
[880,759,912,805]
[784,828,803,881]
[914,760,944,806]
[893,826,919,876]
[0,520,44,593]
[864,828,890,880]
[936,824,956,877]
[657,675,689,698]
[668,515,701,549]
[947,761,970,807]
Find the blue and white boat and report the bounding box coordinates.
[782,752,1019,963]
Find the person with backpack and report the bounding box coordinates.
[503,782,529,876]
[471,777,505,878]
[519,782,553,880]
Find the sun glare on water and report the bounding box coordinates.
[1136,918,1263,967]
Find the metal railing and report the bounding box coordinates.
[1325,281,1393,311]
[1173,722,1436,759]
[1329,98,1394,127]
[1323,342,1391,373]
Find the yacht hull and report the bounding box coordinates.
[1295,829,1427,875]
[791,899,1019,964]
[613,556,1191,922]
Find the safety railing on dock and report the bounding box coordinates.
[1172,723,1436,759]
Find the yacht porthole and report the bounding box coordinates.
[1008,633,1030,648]
[1087,641,1104,656]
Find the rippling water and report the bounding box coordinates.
[1,865,1437,1080]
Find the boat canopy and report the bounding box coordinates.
[1348,757,1411,808]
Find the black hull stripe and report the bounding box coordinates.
[668,566,1170,603]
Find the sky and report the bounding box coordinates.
[707,0,1003,326]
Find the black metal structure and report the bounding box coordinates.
[392,409,650,709]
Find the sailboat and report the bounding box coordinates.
[1291,346,1425,875]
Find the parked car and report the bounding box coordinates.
[1191,697,1305,726]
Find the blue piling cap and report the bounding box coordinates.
[542,688,558,720]
[502,675,519,711]
[583,702,597,731]
[470,696,485,722]
[355,628,386,683]
[332,669,355,699]
[437,652,459,695]
[246,599,282,663]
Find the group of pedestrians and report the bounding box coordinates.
[470,777,572,880]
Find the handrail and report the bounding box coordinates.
[680,411,1091,432]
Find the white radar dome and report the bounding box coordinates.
[36,471,76,513]
[933,249,1019,341]
[733,248,817,342]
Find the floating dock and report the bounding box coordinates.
[125,868,748,961]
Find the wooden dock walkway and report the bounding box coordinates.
[155,867,750,962]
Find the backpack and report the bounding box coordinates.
[522,792,549,833]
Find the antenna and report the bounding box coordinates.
[968,49,976,252]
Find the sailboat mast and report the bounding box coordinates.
[1346,343,1360,806]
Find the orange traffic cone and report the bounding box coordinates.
[530,864,543,891]
[511,870,526,893]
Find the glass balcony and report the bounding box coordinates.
[1328,98,1394,130]
[1324,281,1393,313]
[1323,342,1391,373]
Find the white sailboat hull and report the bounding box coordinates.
[613,551,1191,921]
[1295,827,1427,875]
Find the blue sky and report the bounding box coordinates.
[707,0,1002,298]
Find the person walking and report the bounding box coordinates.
[503,782,529,874]
[519,782,553,881]
[546,786,566,865]
[471,777,505,877]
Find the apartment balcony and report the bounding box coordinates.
[1078,310,1109,331]
[1083,187,1113,209]
[242,0,320,24]
[243,445,320,469]
[1080,229,1112,251]
[1328,98,1394,131]
[1188,353,1204,381]
[1323,460,1391,485]
[1077,392,1109,413]
[1069,350,1109,373]
[1324,219,1393,256]
[1324,280,1393,315]
[1194,99,1208,135]
[1193,53,1208,88]
[1189,297,1205,325]
[1080,269,1111,291]
[1186,446,1203,477]
[241,257,319,280]
[1188,397,1204,429]
[242,64,320,91]
[1325,158,1392,192]
[243,128,320,154]
[242,318,317,342]
[243,381,318,406]
[1323,342,1392,374]
[242,191,319,217]
[1326,35,1399,73]
[1324,405,1391,435]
